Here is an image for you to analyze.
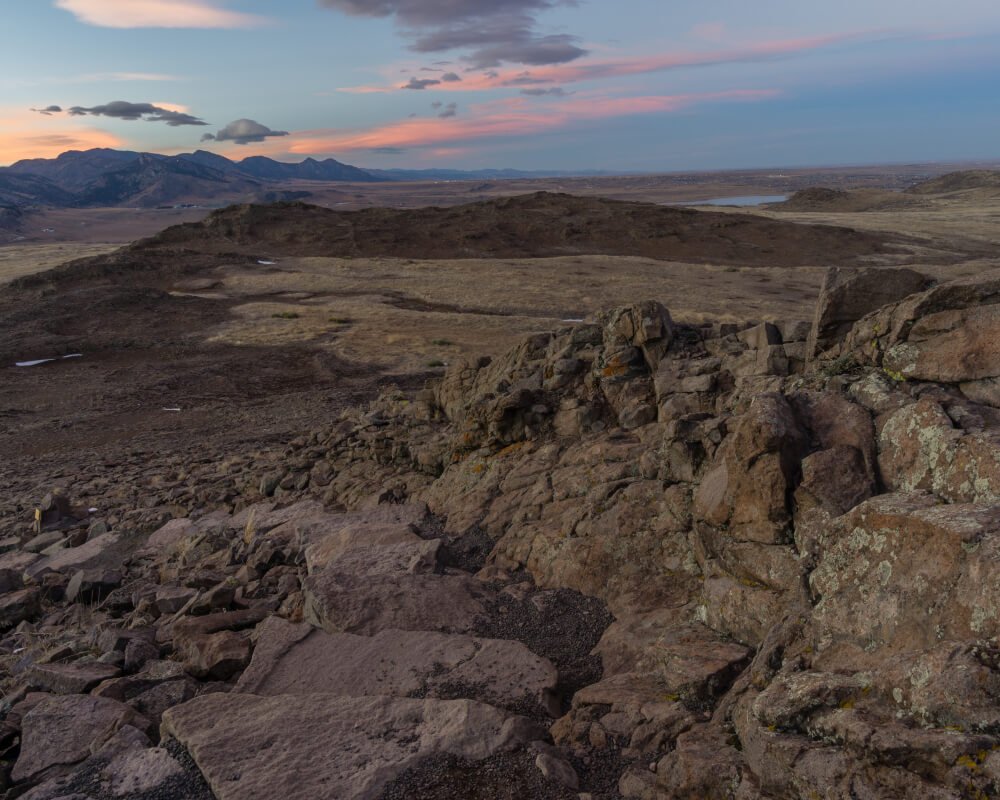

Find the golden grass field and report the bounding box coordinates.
[0,243,120,285]
[191,255,827,373]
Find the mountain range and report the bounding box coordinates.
[0,148,611,214]
[0,148,381,211]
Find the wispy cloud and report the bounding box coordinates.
[339,31,882,94]
[0,72,182,91]
[54,0,269,29]
[274,89,779,154]
[80,72,182,82]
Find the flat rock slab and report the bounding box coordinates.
[28,662,121,695]
[162,693,541,800]
[13,694,149,783]
[237,618,558,712]
[301,518,488,634]
[303,571,487,635]
[24,533,121,580]
[304,526,434,573]
[267,502,429,551]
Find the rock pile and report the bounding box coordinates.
[0,267,998,798]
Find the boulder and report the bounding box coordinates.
[162,693,542,800]
[840,269,1000,381]
[878,400,1000,504]
[806,267,928,358]
[0,587,41,629]
[883,303,1000,384]
[13,694,150,783]
[103,746,185,796]
[809,494,1000,657]
[179,630,252,680]
[158,606,270,647]
[0,550,38,593]
[599,300,674,371]
[693,393,807,544]
[64,569,121,604]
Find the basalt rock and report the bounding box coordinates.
[2,272,999,799]
[806,266,930,359]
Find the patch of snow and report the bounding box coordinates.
[15,353,83,367]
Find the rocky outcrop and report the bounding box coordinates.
[806,266,930,359]
[268,268,999,797]
[0,268,998,798]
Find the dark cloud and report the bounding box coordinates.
[458,34,585,68]
[440,71,462,82]
[371,146,406,154]
[402,77,441,90]
[318,0,586,69]
[503,73,552,86]
[437,102,458,118]
[431,101,443,108]
[201,119,289,145]
[31,105,63,116]
[66,101,207,126]
[520,87,568,96]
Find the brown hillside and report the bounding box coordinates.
[905,169,1000,195]
[141,192,904,268]
[774,187,928,212]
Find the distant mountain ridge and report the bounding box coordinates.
[4,148,384,187]
[0,148,617,211]
[366,167,612,181]
[0,148,387,209]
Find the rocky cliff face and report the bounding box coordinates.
[1,268,998,799]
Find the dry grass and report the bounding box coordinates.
[0,243,121,285]
[192,255,826,373]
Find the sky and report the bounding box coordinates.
[1,0,999,171]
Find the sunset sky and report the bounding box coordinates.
[3,0,999,170]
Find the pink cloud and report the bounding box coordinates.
[271,89,779,155]
[54,0,269,29]
[338,31,876,94]
[0,130,123,166]
[0,107,128,165]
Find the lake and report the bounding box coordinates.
[669,195,789,207]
